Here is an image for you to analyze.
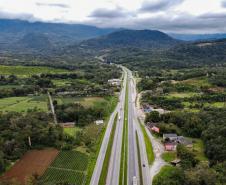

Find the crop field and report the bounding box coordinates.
[64,127,81,137]
[0,96,48,112]
[56,96,108,107]
[0,149,59,185]
[166,92,199,98]
[180,77,211,87]
[0,65,70,77]
[52,79,91,87]
[40,151,89,185]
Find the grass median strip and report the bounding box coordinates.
[136,131,143,185]
[119,77,128,185]
[138,119,155,165]
[98,113,118,185]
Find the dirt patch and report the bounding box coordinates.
[1,149,59,184]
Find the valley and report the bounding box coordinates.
[0,17,226,185]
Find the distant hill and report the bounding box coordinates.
[170,33,226,41]
[0,19,117,47]
[16,33,52,50]
[80,29,181,49]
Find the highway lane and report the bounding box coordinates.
[106,68,127,185]
[90,67,127,185]
[127,69,140,185]
[91,66,151,185]
[128,68,151,185]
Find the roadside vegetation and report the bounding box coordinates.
[115,51,226,185]
[0,58,121,185]
[138,119,154,165]
[135,131,143,185]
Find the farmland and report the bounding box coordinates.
[40,151,89,185]
[55,96,109,108]
[0,65,70,77]
[0,96,48,112]
[0,149,59,184]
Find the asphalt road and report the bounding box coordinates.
[90,67,127,185]
[127,69,140,185]
[106,67,127,185]
[129,69,151,185]
[91,66,153,185]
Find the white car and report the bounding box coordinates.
[132,176,137,185]
[118,116,121,121]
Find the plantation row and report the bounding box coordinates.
[40,168,85,185]
[50,151,89,171]
[40,151,89,184]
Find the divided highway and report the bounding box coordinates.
[90,65,152,185]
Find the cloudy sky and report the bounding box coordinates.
[0,0,226,33]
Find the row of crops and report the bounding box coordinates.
[40,151,89,185]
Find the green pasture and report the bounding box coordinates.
[0,96,47,112]
[0,65,69,77]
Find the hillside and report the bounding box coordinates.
[16,33,53,51]
[170,33,226,41]
[0,19,117,46]
[80,29,181,49]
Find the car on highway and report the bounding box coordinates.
[118,116,121,121]
[132,176,137,185]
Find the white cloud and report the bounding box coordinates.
[0,0,225,33]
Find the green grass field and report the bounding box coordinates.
[180,77,211,88]
[136,131,143,185]
[139,119,154,165]
[40,151,89,185]
[153,165,179,185]
[64,127,81,137]
[162,152,177,162]
[0,96,48,112]
[56,96,107,107]
[190,138,208,161]
[166,92,199,99]
[0,65,69,77]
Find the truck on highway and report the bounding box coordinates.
[132,176,137,185]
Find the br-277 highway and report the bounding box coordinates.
[90,65,151,185]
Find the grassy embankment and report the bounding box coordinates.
[98,113,118,185]
[119,77,128,185]
[135,131,143,185]
[138,119,155,165]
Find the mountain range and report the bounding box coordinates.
[80,29,180,49]
[1,18,226,54]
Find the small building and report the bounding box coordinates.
[142,104,153,113]
[151,126,160,133]
[163,133,178,142]
[176,136,193,148]
[59,122,75,128]
[170,159,181,166]
[164,142,177,151]
[108,79,121,86]
[95,120,104,125]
